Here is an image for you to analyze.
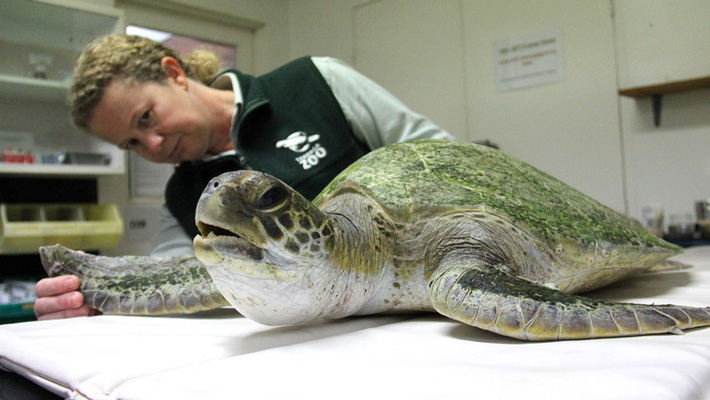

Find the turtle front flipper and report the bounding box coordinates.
[39,245,229,315]
[428,263,710,341]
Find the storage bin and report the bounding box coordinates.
[0,301,35,324]
[0,278,37,324]
[0,203,123,253]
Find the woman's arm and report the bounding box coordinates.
[150,205,195,257]
[312,57,456,149]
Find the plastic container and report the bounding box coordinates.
[0,203,123,253]
[0,278,37,324]
[0,301,36,324]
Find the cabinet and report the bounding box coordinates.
[0,0,124,176]
[0,1,126,324]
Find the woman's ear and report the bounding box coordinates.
[161,56,188,88]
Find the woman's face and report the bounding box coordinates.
[88,68,218,164]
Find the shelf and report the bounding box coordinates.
[618,75,710,126]
[0,163,124,177]
[0,0,124,178]
[0,203,123,254]
[0,74,69,102]
[618,76,710,97]
[0,74,126,176]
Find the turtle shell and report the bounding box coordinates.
[317,140,676,258]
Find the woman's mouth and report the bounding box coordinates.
[169,137,182,161]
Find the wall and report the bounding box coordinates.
[351,0,467,139]
[288,0,365,65]
[614,0,710,228]
[288,0,710,227]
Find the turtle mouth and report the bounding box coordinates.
[195,220,265,261]
[196,221,236,239]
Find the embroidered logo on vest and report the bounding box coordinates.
[275,131,328,170]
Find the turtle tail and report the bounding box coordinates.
[39,245,229,315]
[428,263,710,341]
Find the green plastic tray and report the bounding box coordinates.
[0,301,36,324]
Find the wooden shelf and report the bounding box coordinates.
[619,76,710,98]
[618,76,710,126]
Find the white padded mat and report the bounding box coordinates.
[2,247,710,400]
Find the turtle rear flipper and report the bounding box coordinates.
[39,245,229,315]
[427,263,710,341]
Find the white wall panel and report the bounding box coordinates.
[352,0,468,139]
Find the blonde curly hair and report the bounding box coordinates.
[70,34,221,130]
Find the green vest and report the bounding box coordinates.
[165,57,368,238]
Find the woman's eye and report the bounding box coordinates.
[138,110,152,127]
[125,138,140,150]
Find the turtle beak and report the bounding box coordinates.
[196,220,239,239]
[194,228,265,264]
[193,235,225,265]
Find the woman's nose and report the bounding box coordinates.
[143,133,164,152]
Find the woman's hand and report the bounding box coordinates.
[34,275,100,320]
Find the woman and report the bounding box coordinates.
[34,34,454,320]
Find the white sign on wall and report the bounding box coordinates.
[493,27,565,92]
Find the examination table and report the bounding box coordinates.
[1,246,710,400]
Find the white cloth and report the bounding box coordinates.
[3,246,710,400]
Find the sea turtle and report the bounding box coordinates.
[40,140,710,341]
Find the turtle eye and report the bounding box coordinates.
[255,186,289,210]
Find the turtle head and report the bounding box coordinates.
[193,170,338,325]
